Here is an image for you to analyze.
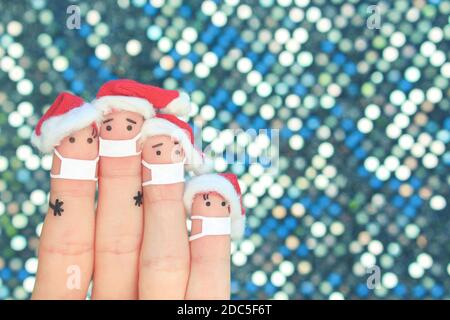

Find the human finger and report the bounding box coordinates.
[183,174,245,300]
[138,115,193,299]
[31,93,100,299]
[91,109,145,300]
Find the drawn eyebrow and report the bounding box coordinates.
[174,141,179,144]
[103,118,114,123]
[126,118,137,124]
[152,143,163,148]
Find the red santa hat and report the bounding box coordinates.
[31,92,102,153]
[140,114,210,174]
[92,79,190,118]
[183,173,246,240]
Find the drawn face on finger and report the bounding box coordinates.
[55,125,99,160]
[192,192,230,217]
[142,135,185,164]
[99,110,144,140]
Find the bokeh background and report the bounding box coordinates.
[0,0,449,300]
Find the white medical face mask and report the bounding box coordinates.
[50,149,98,181]
[99,133,141,158]
[141,159,185,186]
[189,216,231,241]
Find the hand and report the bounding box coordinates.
[31,112,231,300]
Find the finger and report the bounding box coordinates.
[138,135,190,300]
[92,110,144,300]
[183,174,245,300]
[184,194,230,300]
[186,235,231,300]
[32,127,98,300]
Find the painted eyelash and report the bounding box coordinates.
[202,193,210,201]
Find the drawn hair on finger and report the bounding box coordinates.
[49,198,64,216]
[133,190,143,207]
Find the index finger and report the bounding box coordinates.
[32,125,98,299]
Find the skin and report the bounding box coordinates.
[185,192,231,300]
[138,135,190,299]
[34,112,231,299]
[32,125,98,299]
[92,110,144,300]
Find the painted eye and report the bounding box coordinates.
[69,137,75,143]
[175,150,181,155]
[87,138,93,144]
[221,201,226,206]
[127,125,132,131]
[156,150,161,156]
[106,125,112,131]
[205,201,211,207]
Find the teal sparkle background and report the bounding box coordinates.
[0,0,449,299]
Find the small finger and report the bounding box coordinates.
[183,174,245,300]
[185,194,230,300]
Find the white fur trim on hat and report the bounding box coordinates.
[31,103,102,154]
[140,117,206,173]
[183,174,245,240]
[161,92,191,116]
[92,95,155,119]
